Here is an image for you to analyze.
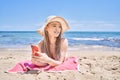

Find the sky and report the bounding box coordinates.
[0,0,120,31]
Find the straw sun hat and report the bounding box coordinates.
[37,16,70,36]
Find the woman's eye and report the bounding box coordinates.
[53,26,56,27]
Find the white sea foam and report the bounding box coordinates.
[72,38,104,41]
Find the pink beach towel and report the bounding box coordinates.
[7,57,79,73]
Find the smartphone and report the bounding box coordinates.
[31,45,40,56]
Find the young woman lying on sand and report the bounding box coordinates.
[31,16,70,66]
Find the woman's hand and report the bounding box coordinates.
[32,52,50,63]
[31,52,49,66]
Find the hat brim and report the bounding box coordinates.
[37,16,69,36]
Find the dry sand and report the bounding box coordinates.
[0,46,120,80]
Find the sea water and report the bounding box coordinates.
[0,31,120,48]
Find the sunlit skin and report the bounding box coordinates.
[32,21,68,66]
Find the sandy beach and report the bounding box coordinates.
[0,45,120,80]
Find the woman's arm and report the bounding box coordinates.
[32,39,68,66]
[31,40,47,66]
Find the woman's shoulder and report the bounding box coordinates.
[38,40,44,46]
[61,38,68,45]
[38,40,43,43]
[60,38,68,51]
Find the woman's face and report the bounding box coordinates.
[46,21,62,37]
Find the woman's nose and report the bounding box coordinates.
[55,27,58,30]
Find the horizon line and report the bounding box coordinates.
[0,30,120,32]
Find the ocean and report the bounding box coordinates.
[0,31,120,48]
